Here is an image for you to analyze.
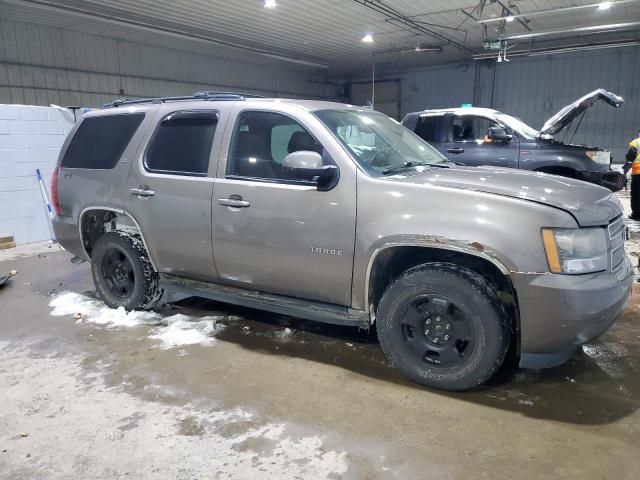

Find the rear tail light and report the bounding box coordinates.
[51,166,61,215]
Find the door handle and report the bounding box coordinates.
[217,196,250,208]
[130,186,156,197]
[447,147,465,154]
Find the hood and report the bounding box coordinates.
[538,88,624,137]
[389,166,621,226]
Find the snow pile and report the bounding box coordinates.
[49,292,224,349]
[49,292,161,327]
[150,314,221,349]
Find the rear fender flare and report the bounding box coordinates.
[78,206,157,272]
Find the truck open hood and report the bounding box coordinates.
[538,89,624,137]
[391,166,622,226]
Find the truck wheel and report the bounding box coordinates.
[376,263,510,391]
[91,231,162,310]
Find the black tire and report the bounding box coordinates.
[376,262,510,391]
[91,231,162,310]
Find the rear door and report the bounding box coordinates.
[126,105,230,281]
[446,114,519,168]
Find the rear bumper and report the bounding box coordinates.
[52,215,86,260]
[513,258,633,369]
[578,170,625,191]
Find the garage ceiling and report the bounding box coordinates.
[2,0,640,75]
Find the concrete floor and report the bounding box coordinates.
[1,243,640,479]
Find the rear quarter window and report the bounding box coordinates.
[61,113,145,169]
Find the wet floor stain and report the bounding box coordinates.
[169,292,640,427]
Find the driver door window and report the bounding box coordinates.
[453,116,498,143]
[227,111,323,181]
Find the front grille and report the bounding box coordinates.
[608,216,628,279]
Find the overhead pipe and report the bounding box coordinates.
[478,0,640,24]
[499,21,640,40]
[472,39,640,60]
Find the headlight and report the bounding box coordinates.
[542,228,607,274]
[585,150,610,165]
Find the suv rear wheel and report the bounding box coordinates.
[376,263,510,391]
[91,231,162,310]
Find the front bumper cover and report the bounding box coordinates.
[513,258,633,369]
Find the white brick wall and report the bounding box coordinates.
[0,105,75,245]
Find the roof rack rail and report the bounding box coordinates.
[102,91,266,108]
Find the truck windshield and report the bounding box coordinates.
[314,109,448,176]
[496,113,538,139]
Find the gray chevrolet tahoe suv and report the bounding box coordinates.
[51,91,633,391]
[402,89,625,191]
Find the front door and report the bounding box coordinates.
[211,108,356,305]
[445,114,519,168]
[126,107,226,281]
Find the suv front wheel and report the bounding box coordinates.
[377,263,510,391]
[91,231,162,310]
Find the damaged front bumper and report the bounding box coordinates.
[513,258,633,369]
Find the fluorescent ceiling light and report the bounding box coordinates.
[598,2,612,9]
[505,15,515,22]
[264,0,277,8]
[361,33,374,43]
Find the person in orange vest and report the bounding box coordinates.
[628,128,640,220]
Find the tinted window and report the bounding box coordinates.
[415,115,441,142]
[227,111,322,180]
[61,113,144,169]
[145,111,218,176]
[453,115,497,142]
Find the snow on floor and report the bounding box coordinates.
[0,342,350,479]
[49,292,225,349]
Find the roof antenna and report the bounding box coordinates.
[371,52,376,109]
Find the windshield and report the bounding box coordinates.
[314,109,448,176]
[496,113,538,139]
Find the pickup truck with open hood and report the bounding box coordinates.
[402,89,625,191]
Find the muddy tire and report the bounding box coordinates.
[376,262,510,391]
[91,231,162,310]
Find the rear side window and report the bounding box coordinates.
[145,110,218,176]
[415,115,441,143]
[61,113,144,169]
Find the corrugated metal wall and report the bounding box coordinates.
[0,18,330,108]
[400,46,640,163]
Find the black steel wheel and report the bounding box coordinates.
[400,294,475,368]
[91,231,162,310]
[377,263,510,391]
[100,247,135,298]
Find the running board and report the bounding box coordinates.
[159,274,370,328]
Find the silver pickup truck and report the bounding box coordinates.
[51,92,633,391]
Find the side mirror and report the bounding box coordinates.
[488,126,513,143]
[282,151,337,190]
